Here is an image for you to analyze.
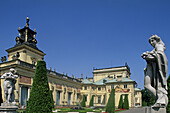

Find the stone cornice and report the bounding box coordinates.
[6,44,46,56]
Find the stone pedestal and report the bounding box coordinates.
[0,103,18,113]
[145,106,166,113]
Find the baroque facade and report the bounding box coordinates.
[0,18,142,107]
[81,65,142,107]
[0,18,82,106]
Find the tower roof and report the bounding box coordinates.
[15,17,38,49]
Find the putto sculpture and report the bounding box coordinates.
[142,35,168,108]
[1,68,18,104]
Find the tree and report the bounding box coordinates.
[142,101,147,106]
[118,95,123,109]
[106,89,115,113]
[50,90,54,109]
[89,95,94,106]
[167,74,170,113]
[81,95,86,107]
[26,61,53,113]
[123,94,129,109]
[141,89,155,106]
[0,87,3,103]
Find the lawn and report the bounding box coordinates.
[55,107,126,113]
[17,107,127,113]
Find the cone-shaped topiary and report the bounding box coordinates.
[50,90,55,109]
[81,95,86,107]
[123,94,129,109]
[0,87,3,104]
[26,61,53,113]
[106,89,115,113]
[167,74,170,113]
[89,95,94,106]
[118,95,123,109]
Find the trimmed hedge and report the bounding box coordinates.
[26,61,53,113]
[0,87,3,103]
[50,90,55,109]
[89,95,94,106]
[118,95,123,109]
[106,89,115,113]
[141,89,155,106]
[123,94,129,109]
[81,95,86,107]
[167,74,170,113]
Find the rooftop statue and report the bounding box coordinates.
[142,35,168,107]
[1,68,18,104]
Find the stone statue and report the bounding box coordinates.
[1,68,18,103]
[142,35,168,108]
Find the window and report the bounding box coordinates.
[56,91,61,105]
[111,85,114,89]
[63,93,66,99]
[77,94,79,102]
[84,86,87,90]
[32,61,35,65]
[63,88,66,99]
[85,95,87,102]
[21,87,28,105]
[98,96,101,103]
[92,86,95,90]
[98,87,101,91]
[124,84,127,88]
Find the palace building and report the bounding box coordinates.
[0,18,142,107]
[81,65,142,107]
[0,17,82,106]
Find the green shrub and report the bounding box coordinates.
[141,89,155,106]
[26,61,53,113]
[167,74,170,113]
[142,101,147,106]
[106,89,115,113]
[81,95,86,107]
[123,94,129,109]
[89,95,94,106]
[50,90,54,109]
[0,87,3,103]
[118,95,123,109]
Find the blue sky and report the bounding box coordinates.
[0,0,170,89]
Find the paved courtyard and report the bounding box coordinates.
[120,107,146,113]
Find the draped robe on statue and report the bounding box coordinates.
[144,45,168,106]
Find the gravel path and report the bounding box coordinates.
[119,107,146,113]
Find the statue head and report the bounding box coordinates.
[10,68,15,73]
[149,35,165,49]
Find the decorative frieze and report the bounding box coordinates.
[56,85,62,90]
[67,87,72,92]
[20,75,31,84]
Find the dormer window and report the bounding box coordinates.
[124,84,127,89]
[111,85,114,89]
[98,87,101,91]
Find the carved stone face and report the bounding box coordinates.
[150,38,157,47]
